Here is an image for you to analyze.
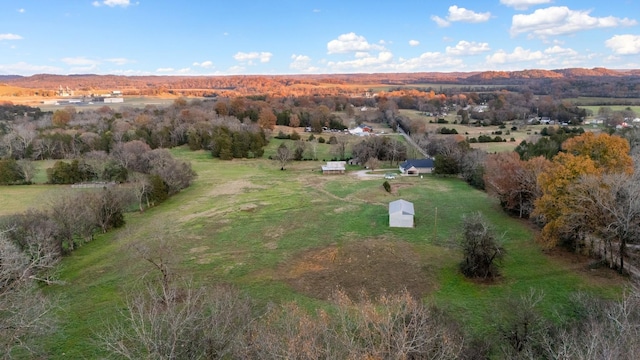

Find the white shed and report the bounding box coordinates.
[389,199,414,228]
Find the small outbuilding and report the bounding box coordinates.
[389,199,414,228]
[322,161,346,174]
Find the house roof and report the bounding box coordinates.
[400,159,434,169]
[389,199,415,216]
[322,161,346,171]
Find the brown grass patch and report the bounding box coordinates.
[207,179,265,196]
[278,238,436,300]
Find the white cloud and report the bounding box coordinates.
[486,46,544,64]
[0,33,23,41]
[313,9,321,13]
[233,51,273,64]
[605,34,640,55]
[500,0,552,10]
[156,67,174,72]
[289,54,319,73]
[409,40,420,47]
[354,52,370,58]
[432,5,490,27]
[17,8,25,13]
[193,60,214,68]
[431,15,450,27]
[511,6,637,38]
[61,57,100,66]
[93,0,131,7]
[327,51,394,71]
[446,40,491,55]
[395,52,465,71]
[543,45,577,56]
[0,62,63,75]
[447,5,491,23]
[327,32,385,54]
[106,57,134,65]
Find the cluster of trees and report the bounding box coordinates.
[351,136,407,166]
[516,126,585,160]
[0,158,34,185]
[484,130,640,274]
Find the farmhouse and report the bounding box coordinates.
[399,159,435,175]
[389,199,414,228]
[348,124,373,135]
[322,161,346,174]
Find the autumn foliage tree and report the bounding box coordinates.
[258,107,277,130]
[533,132,633,249]
[484,153,550,218]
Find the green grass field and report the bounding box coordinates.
[398,109,551,152]
[1,144,626,357]
[565,97,640,107]
[580,105,640,115]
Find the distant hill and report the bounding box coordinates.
[1,67,639,98]
[0,75,23,81]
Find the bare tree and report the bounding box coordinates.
[146,148,196,195]
[112,140,151,173]
[365,157,381,171]
[274,143,292,170]
[549,286,640,359]
[308,139,319,161]
[0,230,57,359]
[332,136,348,160]
[566,172,640,273]
[129,173,151,212]
[85,187,132,233]
[101,237,253,359]
[16,160,36,183]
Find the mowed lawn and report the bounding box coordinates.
[26,144,625,357]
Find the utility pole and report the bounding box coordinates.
[434,207,438,241]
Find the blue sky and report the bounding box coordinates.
[1,0,639,76]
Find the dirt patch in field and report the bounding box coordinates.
[207,179,265,197]
[278,238,435,300]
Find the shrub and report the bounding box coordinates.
[459,212,505,279]
[0,159,25,185]
[318,137,326,144]
[290,131,301,140]
[383,181,391,193]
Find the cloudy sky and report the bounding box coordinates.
[1,0,639,76]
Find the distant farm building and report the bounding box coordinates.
[322,161,346,174]
[389,199,414,228]
[348,124,373,136]
[399,159,435,175]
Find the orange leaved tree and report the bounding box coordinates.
[533,132,633,249]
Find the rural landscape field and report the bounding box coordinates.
[2,67,640,358]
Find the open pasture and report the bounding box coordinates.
[31,146,624,357]
[398,109,549,152]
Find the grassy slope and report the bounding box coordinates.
[30,144,624,357]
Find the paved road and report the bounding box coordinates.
[396,127,429,158]
[353,169,397,179]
